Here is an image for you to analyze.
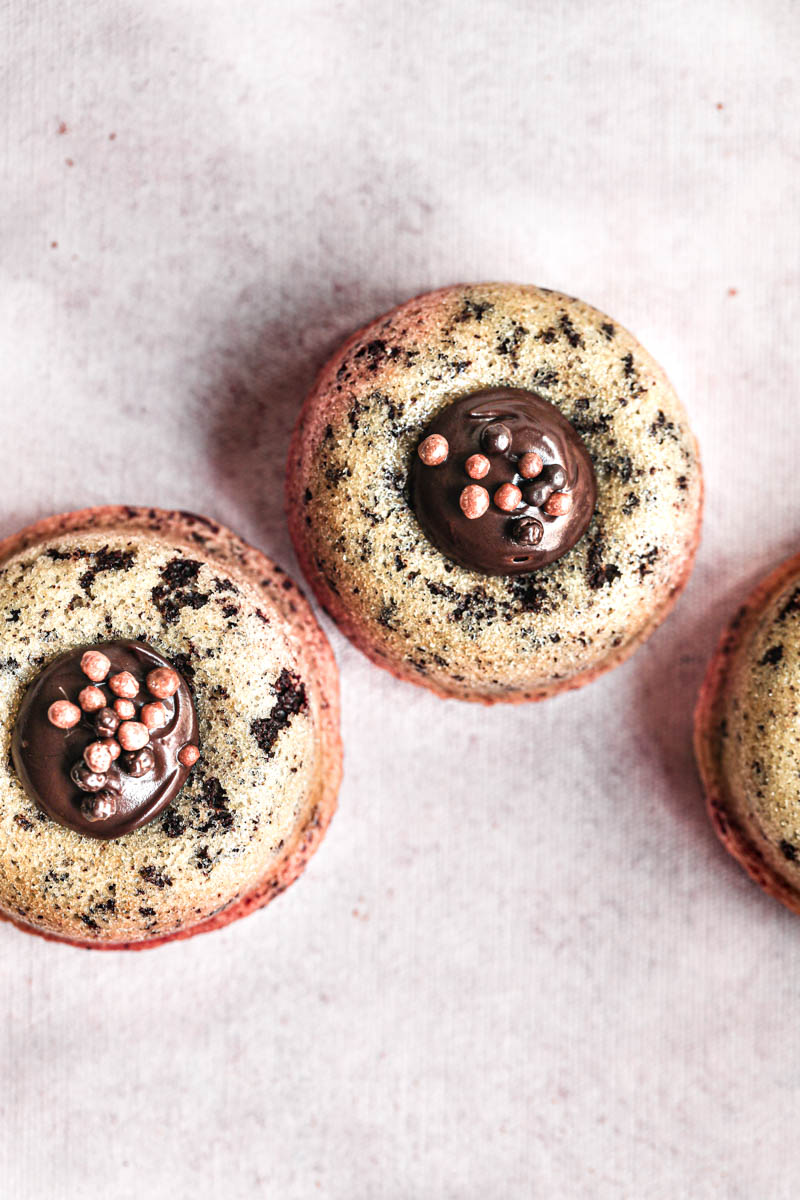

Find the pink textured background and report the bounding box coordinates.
[1,1,799,1196]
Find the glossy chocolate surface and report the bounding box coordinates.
[12,640,198,840]
[409,388,597,574]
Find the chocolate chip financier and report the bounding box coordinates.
[287,283,702,702]
[695,554,800,915]
[0,507,341,949]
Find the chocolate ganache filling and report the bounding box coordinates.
[409,388,597,575]
[12,640,200,840]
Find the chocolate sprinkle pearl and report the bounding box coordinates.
[140,701,167,731]
[80,650,110,682]
[47,700,81,729]
[523,480,554,509]
[518,452,544,479]
[84,741,113,773]
[70,761,108,793]
[121,746,155,777]
[117,721,149,752]
[102,738,121,761]
[481,422,511,454]
[81,791,117,822]
[146,667,180,699]
[113,698,136,719]
[109,671,139,699]
[459,484,490,520]
[178,744,200,768]
[103,769,123,793]
[417,434,449,466]
[494,483,522,513]
[465,453,490,480]
[544,491,573,517]
[94,706,121,738]
[513,517,544,546]
[78,685,106,713]
[543,463,567,490]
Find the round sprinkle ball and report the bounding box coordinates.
[417,434,449,467]
[47,700,81,729]
[544,492,573,517]
[146,668,180,699]
[459,485,490,520]
[465,454,490,480]
[80,651,110,682]
[518,452,544,479]
[494,483,522,513]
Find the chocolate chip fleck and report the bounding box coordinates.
[160,808,186,838]
[760,644,784,667]
[139,865,173,888]
[79,547,135,594]
[251,668,308,758]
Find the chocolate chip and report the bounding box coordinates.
[196,777,234,833]
[151,559,209,625]
[160,808,186,838]
[139,865,172,888]
[251,669,308,758]
[456,299,492,323]
[560,313,583,348]
[589,562,621,589]
[78,547,135,594]
[160,558,202,588]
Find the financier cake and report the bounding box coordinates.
[0,507,341,949]
[695,552,800,914]
[287,283,702,702]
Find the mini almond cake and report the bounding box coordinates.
[0,507,341,949]
[287,283,702,702]
[695,553,800,914]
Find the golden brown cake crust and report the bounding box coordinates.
[695,553,800,915]
[0,507,342,949]
[287,284,703,703]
